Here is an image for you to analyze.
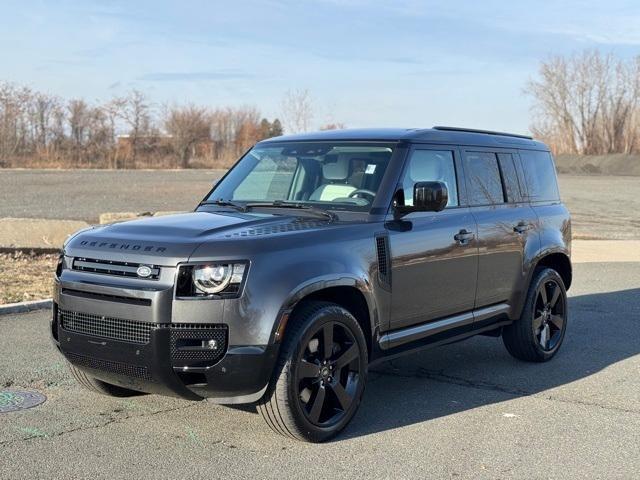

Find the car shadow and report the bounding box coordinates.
[340,288,640,440]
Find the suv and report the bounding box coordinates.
[52,127,571,442]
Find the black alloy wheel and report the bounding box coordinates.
[533,279,566,351]
[295,321,361,427]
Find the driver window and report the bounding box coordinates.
[402,150,458,207]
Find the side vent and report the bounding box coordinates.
[375,235,391,290]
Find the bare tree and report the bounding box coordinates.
[281,89,313,134]
[117,90,152,167]
[0,80,286,169]
[527,50,640,155]
[163,104,211,168]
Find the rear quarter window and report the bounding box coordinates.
[519,150,560,202]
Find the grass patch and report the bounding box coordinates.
[0,251,57,304]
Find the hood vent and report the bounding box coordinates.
[375,235,391,290]
[224,220,327,238]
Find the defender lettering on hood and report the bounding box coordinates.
[79,240,167,253]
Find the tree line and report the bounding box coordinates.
[527,50,640,155]
[0,84,324,169]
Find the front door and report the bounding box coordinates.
[387,146,478,330]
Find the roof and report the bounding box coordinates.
[258,127,548,150]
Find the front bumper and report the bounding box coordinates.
[51,277,278,403]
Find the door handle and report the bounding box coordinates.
[454,229,475,245]
[513,222,531,234]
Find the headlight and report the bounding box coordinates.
[176,262,247,298]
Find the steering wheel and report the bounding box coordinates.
[348,189,376,202]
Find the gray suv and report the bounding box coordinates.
[52,127,571,442]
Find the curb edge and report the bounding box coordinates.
[0,299,52,315]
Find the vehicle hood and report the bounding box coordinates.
[64,211,332,266]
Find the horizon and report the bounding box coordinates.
[2,0,639,134]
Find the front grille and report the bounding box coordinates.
[170,325,228,364]
[66,352,153,382]
[72,257,160,280]
[59,309,154,344]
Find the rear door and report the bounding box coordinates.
[387,145,478,330]
[461,149,538,312]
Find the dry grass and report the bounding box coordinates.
[0,252,57,304]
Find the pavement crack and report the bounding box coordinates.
[0,402,201,447]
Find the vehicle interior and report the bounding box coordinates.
[224,144,394,210]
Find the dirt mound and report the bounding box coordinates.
[555,154,640,176]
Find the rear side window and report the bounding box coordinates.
[497,153,522,203]
[463,152,504,205]
[519,151,560,202]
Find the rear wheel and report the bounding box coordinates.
[258,301,367,442]
[68,363,143,397]
[503,268,568,362]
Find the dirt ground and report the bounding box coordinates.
[0,252,57,304]
[558,175,640,240]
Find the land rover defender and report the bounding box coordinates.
[52,127,571,442]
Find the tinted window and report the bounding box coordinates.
[519,150,560,201]
[464,152,505,205]
[402,150,458,207]
[497,153,522,203]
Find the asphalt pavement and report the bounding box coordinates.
[1,261,639,479]
[0,169,224,223]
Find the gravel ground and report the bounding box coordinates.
[0,262,639,479]
[0,170,639,239]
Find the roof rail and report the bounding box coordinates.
[433,126,532,140]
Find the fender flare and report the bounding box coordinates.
[514,246,571,318]
[271,273,378,344]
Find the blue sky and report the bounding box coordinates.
[2,0,639,133]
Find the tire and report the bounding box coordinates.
[68,363,144,397]
[258,301,368,442]
[503,267,568,362]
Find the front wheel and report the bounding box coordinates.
[503,268,568,362]
[258,301,368,442]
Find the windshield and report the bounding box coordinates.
[205,142,394,212]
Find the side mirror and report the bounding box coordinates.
[396,181,448,216]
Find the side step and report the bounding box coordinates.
[378,303,510,350]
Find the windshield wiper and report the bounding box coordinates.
[199,198,248,212]
[245,201,336,221]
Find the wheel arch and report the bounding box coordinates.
[533,251,572,290]
[275,277,377,360]
[511,249,572,320]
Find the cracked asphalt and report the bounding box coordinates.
[1,261,639,479]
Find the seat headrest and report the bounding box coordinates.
[410,153,444,182]
[322,154,350,181]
